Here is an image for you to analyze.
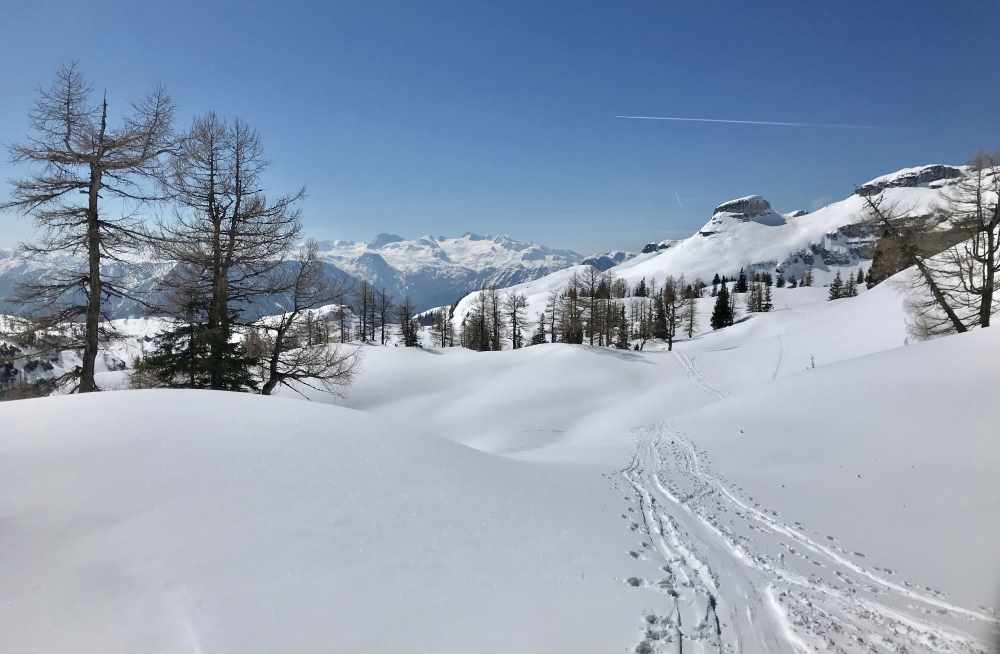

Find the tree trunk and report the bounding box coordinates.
[914,257,968,333]
[261,327,285,395]
[79,166,103,393]
[980,227,995,328]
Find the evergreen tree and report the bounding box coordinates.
[615,306,630,349]
[828,271,844,300]
[776,273,785,288]
[634,277,648,297]
[735,268,748,293]
[710,283,733,330]
[653,295,668,339]
[845,276,858,298]
[530,312,547,346]
[856,267,865,285]
[763,283,773,311]
[144,319,211,388]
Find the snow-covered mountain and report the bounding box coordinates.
[612,163,965,287]
[0,233,582,317]
[312,232,581,310]
[453,163,969,327]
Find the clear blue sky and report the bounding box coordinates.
[2,0,998,254]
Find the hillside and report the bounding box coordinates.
[450,163,968,331]
[3,273,998,653]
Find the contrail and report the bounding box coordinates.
[674,191,684,209]
[616,115,875,129]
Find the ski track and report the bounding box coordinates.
[614,352,997,654]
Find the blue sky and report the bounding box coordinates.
[1,0,998,254]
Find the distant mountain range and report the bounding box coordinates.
[0,233,588,317]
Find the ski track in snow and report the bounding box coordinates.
[613,353,997,654]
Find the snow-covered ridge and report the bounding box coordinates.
[856,163,965,195]
[445,162,975,331]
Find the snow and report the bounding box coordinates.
[3,272,999,651]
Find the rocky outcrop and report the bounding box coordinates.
[713,195,774,218]
[640,240,679,254]
[700,195,786,236]
[856,164,963,196]
[582,251,635,271]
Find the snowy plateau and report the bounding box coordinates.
[1,163,999,654]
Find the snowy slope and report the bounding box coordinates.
[460,163,966,315]
[3,271,999,652]
[612,180,950,287]
[328,278,999,652]
[0,391,659,654]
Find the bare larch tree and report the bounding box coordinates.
[155,113,302,390]
[260,240,357,396]
[3,63,173,392]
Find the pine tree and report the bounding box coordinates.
[710,283,732,330]
[653,296,668,339]
[856,267,865,285]
[845,276,858,298]
[776,273,785,288]
[615,306,630,349]
[762,283,773,311]
[144,319,211,388]
[634,277,648,297]
[736,268,748,293]
[530,312,547,346]
[828,271,844,301]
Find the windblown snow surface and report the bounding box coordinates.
[2,275,999,653]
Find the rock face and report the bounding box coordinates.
[640,239,680,254]
[582,250,635,271]
[856,164,964,196]
[700,195,786,235]
[713,195,774,217]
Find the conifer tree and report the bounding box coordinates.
[828,271,844,300]
[530,312,547,346]
[736,268,748,293]
[710,283,733,330]
[653,295,668,339]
